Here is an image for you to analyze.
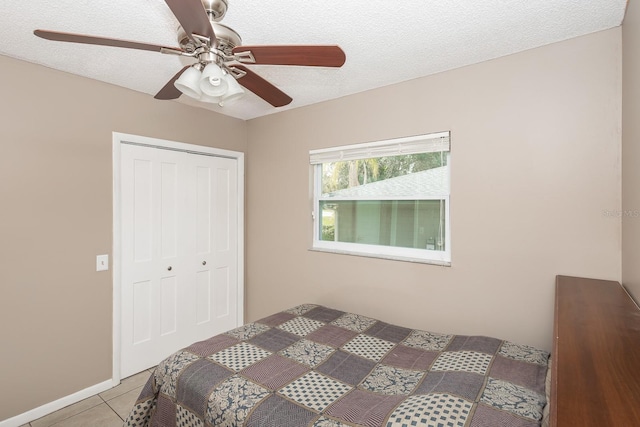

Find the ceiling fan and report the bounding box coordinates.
[34,0,346,108]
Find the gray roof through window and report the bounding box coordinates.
[325,166,449,198]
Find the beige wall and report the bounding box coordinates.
[0,55,246,421]
[622,0,640,300]
[246,28,622,353]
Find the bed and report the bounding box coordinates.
[124,304,549,427]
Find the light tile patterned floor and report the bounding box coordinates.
[20,369,152,427]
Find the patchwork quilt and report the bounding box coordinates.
[124,304,549,427]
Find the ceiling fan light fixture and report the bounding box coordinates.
[199,93,222,104]
[174,65,203,99]
[218,73,245,106]
[200,63,228,96]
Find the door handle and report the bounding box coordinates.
[167,266,172,271]
[202,261,207,266]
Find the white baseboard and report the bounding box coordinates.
[0,379,117,427]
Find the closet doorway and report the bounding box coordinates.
[113,133,244,379]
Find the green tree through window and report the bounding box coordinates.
[322,152,447,194]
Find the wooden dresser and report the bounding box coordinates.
[550,275,640,426]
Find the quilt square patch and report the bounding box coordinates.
[225,322,270,341]
[185,334,239,357]
[480,378,545,421]
[469,404,541,427]
[245,395,317,427]
[279,371,352,412]
[256,311,297,327]
[284,304,319,315]
[325,389,404,426]
[431,351,493,375]
[490,355,548,395]
[342,334,395,361]
[280,339,335,367]
[386,393,473,427]
[413,371,485,402]
[206,376,270,426]
[209,342,271,371]
[304,306,346,323]
[316,350,376,385]
[366,322,412,343]
[499,341,550,366]
[135,374,156,403]
[241,354,309,390]
[446,335,503,355]
[151,395,177,426]
[176,359,233,414]
[155,351,201,399]
[278,316,325,336]
[331,313,377,332]
[176,404,203,427]
[381,345,438,371]
[307,324,359,348]
[360,364,424,395]
[248,327,299,352]
[123,397,156,427]
[402,330,453,351]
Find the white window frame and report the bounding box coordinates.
[310,132,451,265]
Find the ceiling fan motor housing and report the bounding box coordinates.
[177,22,241,56]
[203,0,228,21]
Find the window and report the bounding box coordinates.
[310,132,451,265]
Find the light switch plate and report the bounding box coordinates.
[96,254,109,272]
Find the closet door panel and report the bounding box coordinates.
[120,143,239,378]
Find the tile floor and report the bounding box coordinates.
[19,369,153,427]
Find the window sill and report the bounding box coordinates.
[308,247,451,266]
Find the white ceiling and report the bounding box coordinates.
[0,0,627,121]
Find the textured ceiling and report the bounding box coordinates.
[0,0,628,120]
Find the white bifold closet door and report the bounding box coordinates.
[120,143,239,377]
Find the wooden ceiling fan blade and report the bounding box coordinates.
[233,65,292,107]
[165,0,215,42]
[155,66,190,100]
[34,29,181,53]
[232,45,346,67]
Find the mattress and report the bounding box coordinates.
[124,304,549,427]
